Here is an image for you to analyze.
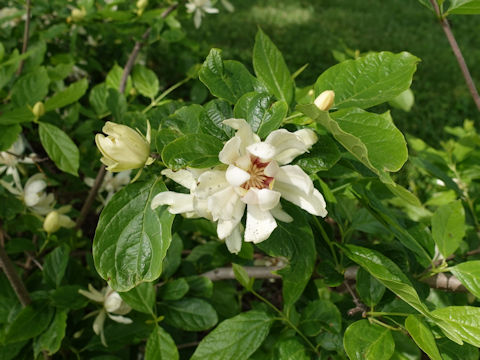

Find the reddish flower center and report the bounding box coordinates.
[241,156,274,190]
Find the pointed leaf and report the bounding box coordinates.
[450,261,480,298]
[44,78,88,111]
[145,325,179,360]
[405,315,442,360]
[344,319,394,360]
[431,200,465,258]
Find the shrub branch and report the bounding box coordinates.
[16,0,32,76]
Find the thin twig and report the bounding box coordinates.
[76,3,178,229]
[201,266,283,281]
[0,229,31,307]
[177,341,200,350]
[16,0,32,76]
[429,0,480,111]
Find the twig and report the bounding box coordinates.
[429,0,480,112]
[16,0,32,76]
[76,3,178,229]
[177,341,200,350]
[344,280,367,316]
[0,229,31,306]
[201,266,282,281]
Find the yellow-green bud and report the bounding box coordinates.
[71,8,86,22]
[43,211,76,234]
[95,121,154,172]
[314,90,335,111]
[32,101,45,118]
[136,0,148,10]
[129,87,137,96]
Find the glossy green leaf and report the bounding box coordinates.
[106,63,132,94]
[160,278,189,301]
[200,99,235,141]
[232,263,251,290]
[0,106,35,125]
[343,244,430,315]
[145,325,179,360]
[253,29,294,105]
[0,124,22,151]
[275,338,310,360]
[39,122,80,176]
[185,276,214,298]
[314,52,419,109]
[44,78,88,111]
[299,299,341,336]
[33,309,68,357]
[89,83,109,116]
[161,233,183,279]
[5,302,54,344]
[190,310,273,360]
[388,88,414,112]
[344,320,395,360]
[162,104,202,135]
[298,104,407,183]
[119,282,156,315]
[161,298,218,331]
[132,65,159,99]
[448,0,480,14]
[431,306,480,347]
[390,331,421,360]
[356,267,386,307]
[11,66,50,107]
[437,338,478,360]
[450,261,480,298]
[257,204,315,308]
[431,200,465,258]
[93,177,174,291]
[106,88,127,122]
[43,245,69,288]
[162,133,223,170]
[233,92,288,138]
[404,315,442,360]
[199,48,263,104]
[293,134,341,174]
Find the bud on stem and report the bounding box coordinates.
[314,90,335,111]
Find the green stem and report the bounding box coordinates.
[369,317,402,331]
[142,76,192,114]
[252,290,320,356]
[367,311,410,317]
[312,216,340,269]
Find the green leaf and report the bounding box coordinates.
[11,67,50,107]
[89,83,109,116]
[275,338,310,360]
[356,267,386,307]
[404,315,442,360]
[437,338,478,360]
[450,261,480,298]
[106,88,127,122]
[232,263,252,290]
[43,245,69,288]
[297,105,407,182]
[257,204,315,308]
[0,106,35,125]
[431,200,465,258]
[161,298,218,331]
[0,124,21,151]
[190,310,273,360]
[145,325,179,360]
[44,78,88,111]
[106,63,132,94]
[233,92,288,138]
[132,65,159,99]
[93,177,174,292]
[33,309,68,357]
[293,134,341,174]
[38,122,80,176]
[343,320,395,360]
[200,99,235,141]
[314,51,419,109]
[342,244,430,315]
[119,282,156,315]
[388,89,414,112]
[448,0,480,14]
[5,302,54,344]
[185,276,214,298]
[162,133,223,170]
[163,104,202,135]
[253,29,294,105]
[159,278,189,301]
[161,233,183,279]
[299,299,341,336]
[199,49,263,104]
[431,306,480,347]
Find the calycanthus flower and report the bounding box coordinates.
[186,0,219,28]
[152,119,327,253]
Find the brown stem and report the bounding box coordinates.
[16,0,32,76]
[429,0,480,111]
[76,166,106,228]
[0,230,31,306]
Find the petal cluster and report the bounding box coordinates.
[186,0,219,28]
[153,119,327,253]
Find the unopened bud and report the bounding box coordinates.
[43,211,76,234]
[314,90,335,111]
[136,0,148,10]
[129,87,137,96]
[32,101,45,118]
[71,8,86,22]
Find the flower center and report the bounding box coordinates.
[241,156,274,190]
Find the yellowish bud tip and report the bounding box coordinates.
[71,8,86,22]
[314,90,335,111]
[136,0,148,10]
[43,211,61,234]
[32,101,45,118]
[129,87,137,96]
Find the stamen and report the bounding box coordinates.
[241,156,274,190]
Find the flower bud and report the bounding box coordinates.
[104,290,131,315]
[71,8,86,22]
[32,101,45,118]
[95,121,154,172]
[314,90,335,111]
[43,210,76,233]
[136,0,148,11]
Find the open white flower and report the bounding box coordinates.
[186,0,219,28]
[0,136,34,190]
[79,284,132,346]
[85,170,131,208]
[152,119,327,253]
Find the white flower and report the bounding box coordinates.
[95,121,154,172]
[85,170,131,207]
[23,174,55,215]
[79,285,132,346]
[0,136,33,190]
[152,119,327,253]
[186,0,219,28]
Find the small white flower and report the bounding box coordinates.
[186,0,219,28]
[79,285,132,346]
[23,174,55,215]
[152,120,327,253]
[0,136,34,190]
[85,170,131,208]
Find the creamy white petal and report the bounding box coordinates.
[270,204,293,222]
[294,128,318,148]
[217,216,242,239]
[151,192,195,214]
[219,136,241,165]
[264,160,280,177]
[244,204,277,243]
[208,186,239,221]
[246,142,276,161]
[93,310,106,335]
[223,118,258,150]
[78,289,104,303]
[196,170,229,198]
[107,313,133,324]
[241,188,281,211]
[265,129,308,164]
[275,182,327,217]
[225,225,243,254]
[204,6,219,13]
[275,165,313,194]
[161,169,197,190]
[226,165,250,187]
